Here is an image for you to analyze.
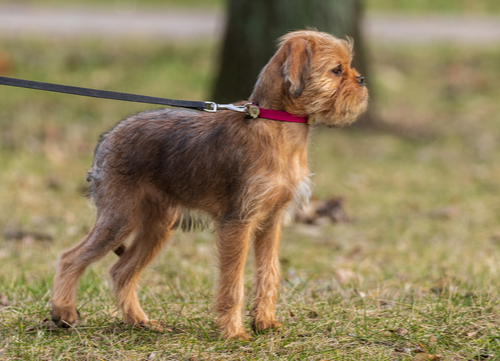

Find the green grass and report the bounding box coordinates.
[1,37,500,359]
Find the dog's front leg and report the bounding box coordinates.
[214,219,252,340]
[250,212,283,333]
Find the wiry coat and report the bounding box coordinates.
[51,30,368,340]
[88,107,310,228]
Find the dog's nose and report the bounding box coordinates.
[356,76,365,86]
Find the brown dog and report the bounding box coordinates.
[51,30,368,340]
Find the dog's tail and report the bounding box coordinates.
[85,131,110,202]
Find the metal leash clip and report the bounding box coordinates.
[204,102,249,113]
[204,102,218,112]
[204,102,260,118]
[217,103,249,113]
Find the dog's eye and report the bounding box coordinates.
[331,65,343,76]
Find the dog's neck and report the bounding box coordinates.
[250,90,310,145]
[248,54,311,151]
[250,55,296,114]
[251,88,310,121]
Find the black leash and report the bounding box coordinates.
[0,75,212,111]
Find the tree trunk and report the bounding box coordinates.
[212,0,375,127]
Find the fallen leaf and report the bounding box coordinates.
[317,197,349,222]
[293,196,349,225]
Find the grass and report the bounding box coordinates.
[1,36,500,359]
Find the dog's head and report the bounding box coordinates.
[251,30,369,127]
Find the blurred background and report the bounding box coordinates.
[1,0,499,233]
[1,1,500,358]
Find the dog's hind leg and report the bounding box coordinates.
[109,202,176,330]
[51,210,137,327]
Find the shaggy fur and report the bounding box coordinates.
[51,30,368,340]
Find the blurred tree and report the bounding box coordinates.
[212,0,375,127]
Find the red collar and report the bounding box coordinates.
[249,104,314,124]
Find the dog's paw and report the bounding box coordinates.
[225,331,253,341]
[251,319,282,334]
[51,306,80,328]
[218,324,253,341]
[136,320,164,332]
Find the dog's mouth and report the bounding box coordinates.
[315,83,368,127]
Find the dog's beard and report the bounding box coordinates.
[320,88,369,128]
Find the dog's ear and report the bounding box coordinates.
[282,38,311,98]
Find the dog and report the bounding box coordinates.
[50,30,368,340]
